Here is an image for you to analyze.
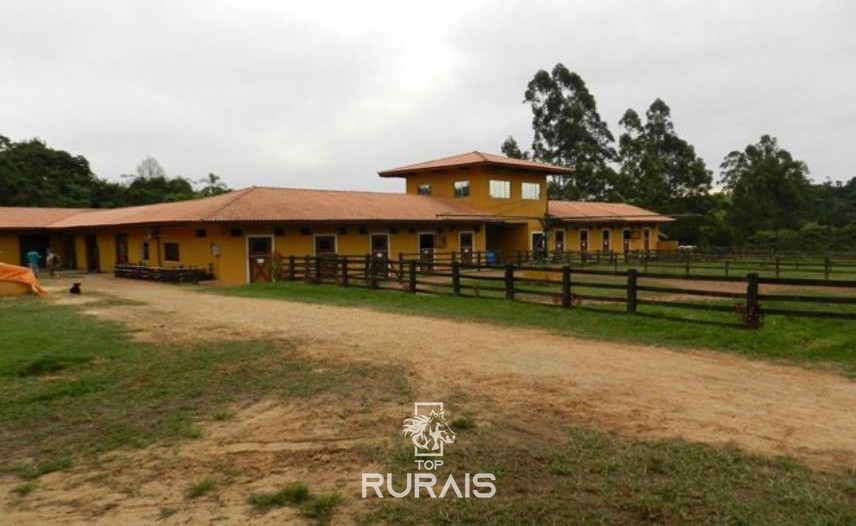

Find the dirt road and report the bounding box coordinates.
[63,276,856,469]
[2,275,855,525]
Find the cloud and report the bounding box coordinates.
[1,0,853,193]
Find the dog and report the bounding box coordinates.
[69,282,81,295]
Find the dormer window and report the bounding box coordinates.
[489,180,511,199]
[417,183,432,195]
[522,182,541,200]
[453,181,470,198]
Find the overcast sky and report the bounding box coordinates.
[1,0,854,193]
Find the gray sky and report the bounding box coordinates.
[1,0,854,193]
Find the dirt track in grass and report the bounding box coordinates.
[50,275,856,468]
[2,274,855,524]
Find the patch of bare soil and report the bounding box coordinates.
[2,396,396,525]
[2,274,855,524]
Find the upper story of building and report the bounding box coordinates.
[378,151,573,221]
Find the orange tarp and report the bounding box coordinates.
[0,262,48,296]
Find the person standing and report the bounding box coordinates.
[26,249,42,276]
[46,249,61,277]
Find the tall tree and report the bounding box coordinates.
[617,99,711,210]
[720,135,811,241]
[522,63,616,200]
[500,136,529,160]
[0,136,100,207]
[135,155,167,179]
[197,173,230,197]
[616,99,713,242]
[0,135,231,208]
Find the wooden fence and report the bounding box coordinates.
[271,254,856,328]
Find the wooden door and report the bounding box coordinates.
[314,235,337,278]
[370,234,389,278]
[115,233,129,265]
[418,233,434,270]
[554,230,565,252]
[579,230,588,253]
[85,234,100,272]
[247,236,273,283]
[601,229,611,253]
[459,232,473,264]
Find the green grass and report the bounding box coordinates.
[11,482,37,497]
[0,298,410,477]
[302,493,341,524]
[212,282,856,376]
[187,477,217,499]
[249,482,310,509]
[359,424,856,526]
[250,483,340,524]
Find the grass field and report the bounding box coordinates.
[214,282,856,376]
[1,292,855,524]
[360,424,856,526]
[0,297,409,477]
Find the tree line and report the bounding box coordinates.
[0,135,229,209]
[502,63,856,251]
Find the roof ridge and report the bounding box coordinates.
[473,151,489,162]
[247,186,429,197]
[199,187,256,220]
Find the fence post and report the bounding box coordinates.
[288,255,296,280]
[745,272,760,328]
[516,251,523,266]
[476,250,482,268]
[724,260,729,278]
[824,257,830,280]
[408,260,416,293]
[303,256,311,283]
[369,257,378,289]
[341,258,349,287]
[398,252,404,282]
[452,260,461,295]
[451,250,457,265]
[627,268,638,314]
[561,265,571,308]
[613,255,618,274]
[643,252,649,274]
[504,264,515,300]
[775,256,781,278]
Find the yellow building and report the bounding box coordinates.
[0,151,672,285]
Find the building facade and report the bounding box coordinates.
[0,151,672,285]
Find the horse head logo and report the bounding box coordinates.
[403,409,455,454]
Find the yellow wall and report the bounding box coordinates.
[402,166,550,255]
[557,224,660,252]
[404,166,548,219]
[66,221,488,285]
[0,233,18,265]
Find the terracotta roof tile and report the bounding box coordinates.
[0,187,492,229]
[0,207,92,230]
[548,201,673,223]
[378,151,573,177]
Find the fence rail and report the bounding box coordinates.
[269,254,856,328]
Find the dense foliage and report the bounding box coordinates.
[504,64,855,250]
[0,136,229,208]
